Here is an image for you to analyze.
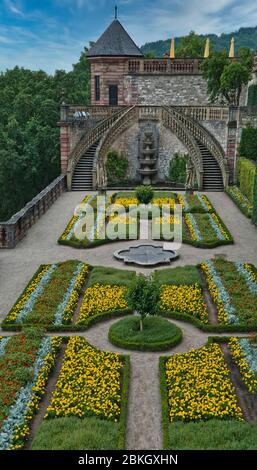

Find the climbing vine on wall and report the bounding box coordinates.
[106,150,129,185]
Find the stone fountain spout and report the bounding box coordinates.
[138,123,159,185]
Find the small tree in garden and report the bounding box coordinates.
[126,275,160,331]
[135,185,154,205]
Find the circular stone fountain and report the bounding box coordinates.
[114,244,179,267]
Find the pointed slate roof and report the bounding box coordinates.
[87,19,143,58]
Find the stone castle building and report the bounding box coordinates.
[58,18,257,193]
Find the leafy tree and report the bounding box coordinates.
[126,275,160,331]
[220,62,251,105]
[144,51,156,59]
[0,49,91,221]
[176,31,206,58]
[202,48,252,104]
[141,26,257,57]
[201,51,229,103]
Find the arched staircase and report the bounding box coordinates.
[71,141,100,191]
[196,140,224,191]
[67,106,228,192]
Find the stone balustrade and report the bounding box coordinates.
[0,175,66,249]
[67,105,126,121]
[126,58,203,75]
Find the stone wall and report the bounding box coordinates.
[0,175,66,249]
[90,58,129,106]
[110,121,187,183]
[129,75,209,106]
[201,121,227,152]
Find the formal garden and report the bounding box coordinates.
[59,190,233,249]
[1,13,257,456]
[1,250,257,450]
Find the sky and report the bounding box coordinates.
[1,0,257,73]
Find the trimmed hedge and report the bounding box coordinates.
[108,316,183,351]
[239,127,257,163]
[225,186,252,218]
[160,309,257,333]
[159,357,170,450]
[253,165,257,226]
[1,308,132,332]
[236,158,256,203]
[247,84,257,106]
[118,355,130,449]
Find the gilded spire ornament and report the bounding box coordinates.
[229,37,235,58]
[170,37,175,59]
[204,38,210,58]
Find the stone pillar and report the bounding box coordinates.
[5,224,16,248]
[226,106,239,184]
[59,103,70,174]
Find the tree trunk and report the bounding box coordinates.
[140,317,143,331]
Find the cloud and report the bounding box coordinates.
[4,0,25,17]
[1,0,257,72]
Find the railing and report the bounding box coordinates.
[162,108,204,189]
[94,105,204,189]
[0,175,66,249]
[67,107,131,190]
[67,105,126,121]
[94,106,138,186]
[167,107,229,186]
[175,106,229,121]
[127,58,202,75]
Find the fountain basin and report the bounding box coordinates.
[114,244,179,266]
[138,168,158,175]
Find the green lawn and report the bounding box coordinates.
[154,265,201,285]
[88,266,136,288]
[109,316,182,351]
[31,416,119,450]
[168,420,257,450]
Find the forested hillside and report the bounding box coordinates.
[0,50,90,221]
[141,26,257,57]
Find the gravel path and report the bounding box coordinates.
[0,190,256,450]
[1,190,257,322]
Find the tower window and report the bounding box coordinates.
[95,76,100,101]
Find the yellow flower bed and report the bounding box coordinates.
[60,195,93,241]
[152,215,181,225]
[201,263,229,324]
[201,195,213,212]
[177,194,186,210]
[245,263,257,284]
[228,338,257,393]
[5,266,50,323]
[152,197,175,209]
[109,214,137,225]
[210,212,231,240]
[184,214,198,240]
[76,284,128,324]
[114,197,138,210]
[166,344,243,422]
[45,337,123,421]
[160,284,208,323]
[62,264,90,324]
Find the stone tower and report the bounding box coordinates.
[87,19,143,106]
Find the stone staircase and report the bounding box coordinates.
[71,141,99,191]
[196,139,224,191]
